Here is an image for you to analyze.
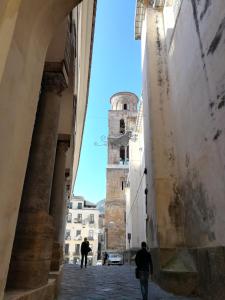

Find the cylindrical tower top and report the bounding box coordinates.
[110,92,138,111]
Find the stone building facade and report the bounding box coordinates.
[65,196,99,266]
[135,0,225,298]
[105,92,138,251]
[0,1,96,299]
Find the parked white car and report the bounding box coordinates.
[107,253,123,265]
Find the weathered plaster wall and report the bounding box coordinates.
[141,7,182,249]
[125,185,131,250]
[139,1,225,296]
[126,104,146,249]
[165,0,225,247]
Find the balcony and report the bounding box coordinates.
[74,218,82,223]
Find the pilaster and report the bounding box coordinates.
[50,140,70,271]
[7,67,67,289]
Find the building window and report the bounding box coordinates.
[67,202,72,209]
[65,229,71,240]
[88,230,94,240]
[121,176,125,190]
[124,103,127,110]
[77,202,82,209]
[67,213,72,223]
[76,230,81,237]
[75,244,80,255]
[120,146,125,164]
[120,119,125,134]
[90,214,95,224]
[77,214,82,223]
[65,243,69,255]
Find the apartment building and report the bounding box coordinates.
[65,196,99,266]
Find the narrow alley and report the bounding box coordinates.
[2,1,225,299]
[58,264,200,300]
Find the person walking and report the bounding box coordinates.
[80,237,90,268]
[135,241,153,300]
[103,252,109,265]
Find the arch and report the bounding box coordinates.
[120,119,125,134]
[120,146,125,164]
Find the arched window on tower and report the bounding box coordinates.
[120,146,125,164]
[120,119,125,134]
[123,103,127,110]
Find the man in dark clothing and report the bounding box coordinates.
[135,241,153,300]
[103,252,109,265]
[80,237,90,268]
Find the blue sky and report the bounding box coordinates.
[74,0,141,203]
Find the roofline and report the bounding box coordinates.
[134,0,166,40]
[110,91,139,104]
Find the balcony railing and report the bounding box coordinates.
[74,218,82,223]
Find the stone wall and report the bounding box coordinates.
[105,168,127,250]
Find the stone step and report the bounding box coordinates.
[159,249,199,297]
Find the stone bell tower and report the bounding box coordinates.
[105,92,138,251]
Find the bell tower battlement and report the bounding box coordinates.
[110,92,138,111]
[108,92,138,166]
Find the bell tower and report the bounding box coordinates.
[105,92,138,251]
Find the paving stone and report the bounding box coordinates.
[58,264,200,300]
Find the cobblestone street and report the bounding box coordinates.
[58,264,200,300]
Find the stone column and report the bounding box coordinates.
[49,140,69,271]
[7,69,67,289]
